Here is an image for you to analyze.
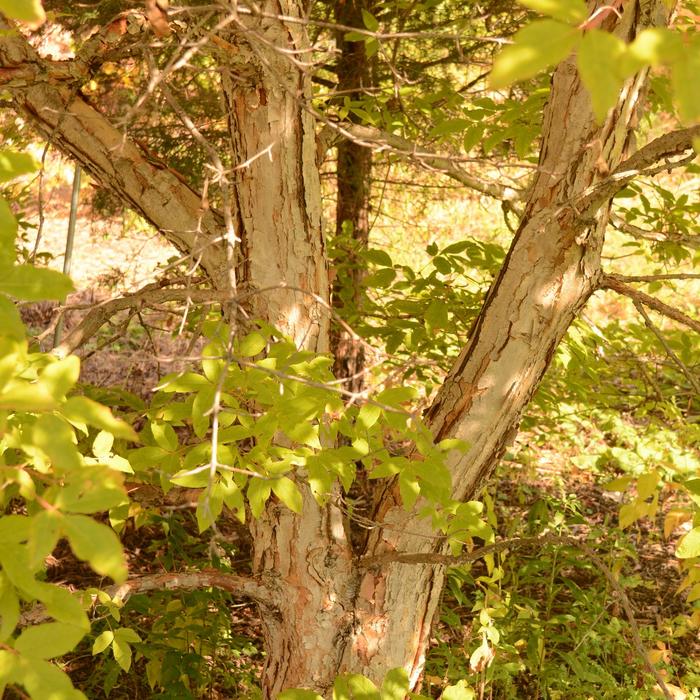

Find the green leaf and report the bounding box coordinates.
[0,150,37,182]
[0,575,19,641]
[14,622,85,659]
[32,414,81,472]
[628,28,682,66]
[248,477,272,518]
[63,515,127,583]
[441,680,476,700]
[429,118,471,138]
[516,0,588,25]
[0,0,45,23]
[151,421,178,451]
[0,265,73,302]
[334,674,380,700]
[363,249,393,267]
[677,526,700,559]
[361,8,379,32]
[0,378,57,411]
[271,476,303,513]
[56,473,127,514]
[490,20,581,89]
[380,668,410,700]
[156,372,210,392]
[40,355,80,401]
[62,396,138,442]
[92,630,114,655]
[114,626,141,644]
[279,691,324,700]
[41,585,89,630]
[10,656,86,700]
[112,637,132,672]
[0,197,18,267]
[92,430,114,458]
[376,386,417,406]
[0,295,24,339]
[673,38,700,122]
[398,470,420,510]
[192,385,215,438]
[0,515,30,544]
[637,469,660,500]
[239,331,266,357]
[619,501,649,529]
[357,403,382,430]
[27,510,62,569]
[577,30,627,121]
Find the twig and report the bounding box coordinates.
[599,274,700,335]
[632,300,700,396]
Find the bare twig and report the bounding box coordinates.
[632,300,700,396]
[599,274,700,335]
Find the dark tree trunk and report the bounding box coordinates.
[331,0,374,393]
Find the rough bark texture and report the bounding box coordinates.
[331,0,373,393]
[220,2,330,349]
[349,0,672,687]
[219,4,350,695]
[0,1,682,697]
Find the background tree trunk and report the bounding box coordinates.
[331,0,374,393]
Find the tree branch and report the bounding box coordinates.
[632,300,700,396]
[52,282,235,357]
[105,569,274,606]
[580,126,700,212]
[317,122,522,202]
[611,273,700,283]
[599,273,700,335]
[610,212,700,250]
[19,569,274,627]
[0,17,231,291]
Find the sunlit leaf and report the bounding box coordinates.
[677,526,700,559]
[92,630,114,655]
[62,396,138,442]
[0,265,73,302]
[14,622,85,659]
[0,0,45,23]
[490,20,581,89]
[577,30,627,121]
[63,515,127,582]
[516,0,588,25]
[271,476,303,513]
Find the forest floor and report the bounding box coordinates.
[17,175,700,699]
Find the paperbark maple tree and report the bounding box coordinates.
[1,1,698,697]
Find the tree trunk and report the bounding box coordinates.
[331,0,373,392]
[348,1,671,686]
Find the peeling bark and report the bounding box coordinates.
[350,0,674,686]
[0,1,682,697]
